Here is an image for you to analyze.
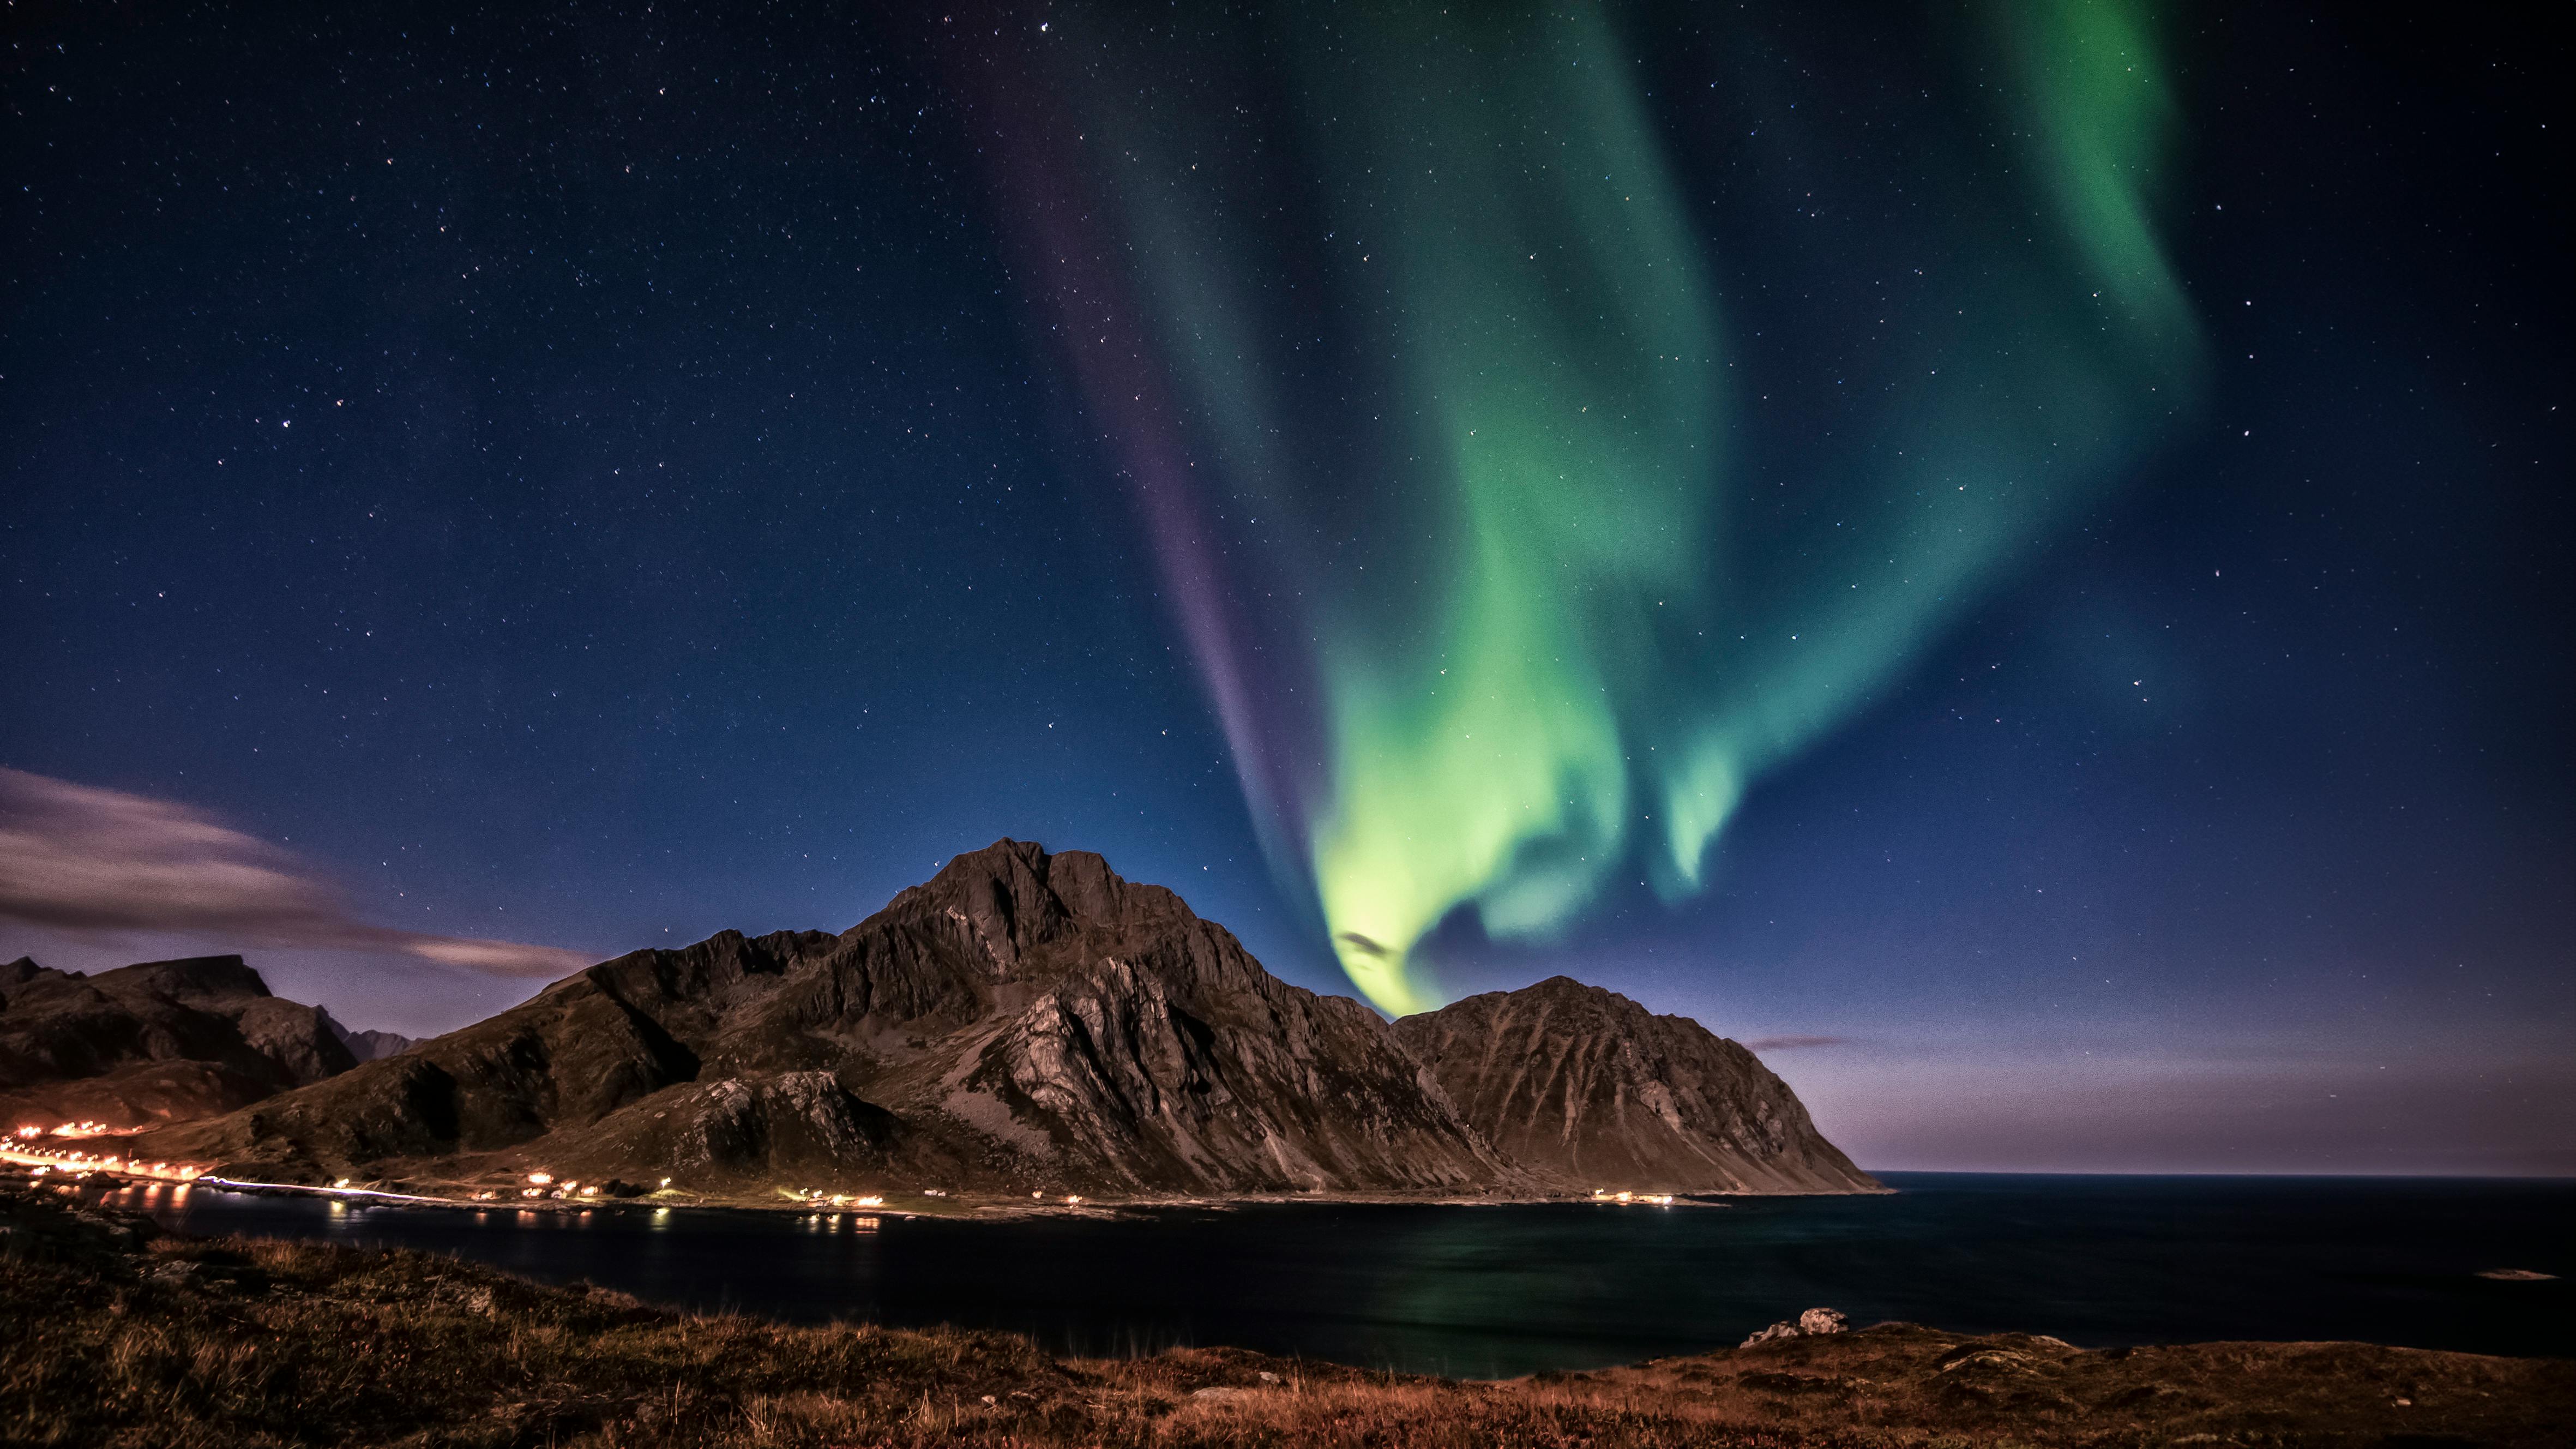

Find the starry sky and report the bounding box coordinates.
[3,2,2567,1175]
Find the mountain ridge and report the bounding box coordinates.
[132,841,1875,1198]
[1,955,358,1130]
[1392,975,1875,1193]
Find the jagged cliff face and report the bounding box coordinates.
[1391,977,1879,1194]
[146,842,1520,1195]
[0,955,357,1129]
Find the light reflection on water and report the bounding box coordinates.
[74,1173,2576,1376]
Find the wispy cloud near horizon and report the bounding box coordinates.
[1744,1035,1853,1053]
[0,767,592,980]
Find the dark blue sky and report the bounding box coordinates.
[4,2,2567,1174]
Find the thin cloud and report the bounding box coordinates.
[1744,1035,1852,1051]
[0,767,592,980]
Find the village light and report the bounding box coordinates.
[527,1172,552,1185]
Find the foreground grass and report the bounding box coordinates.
[3,1182,2568,1448]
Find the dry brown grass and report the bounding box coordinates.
[3,1180,2568,1448]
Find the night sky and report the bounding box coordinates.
[4,3,2567,1175]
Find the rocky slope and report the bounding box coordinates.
[1391,976,1879,1194]
[0,955,359,1129]
[143,841,1523,1195]
[328,1022,418,1063]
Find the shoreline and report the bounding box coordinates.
[9,1150,1886,1220]
[6,1179,2569,1447]
[73,1177,1867,1222]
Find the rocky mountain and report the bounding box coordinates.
[327,1021,418,1063]
[0,955,359,1129]
[1391,977,1879,1194]
[137,843,1874,1199]
[142,841,1525,1196]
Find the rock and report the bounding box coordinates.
[1740,1308,1847,1349]
[1390,977,1879,1194]
[0,955,360,1130]
[1257,1371,1280,1384]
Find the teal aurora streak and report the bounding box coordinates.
[1025,0,2200,1015]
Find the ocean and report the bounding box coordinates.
[84,1171,2574,1378]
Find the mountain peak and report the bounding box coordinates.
[94,955,271,1002]
[127,843,1869,1201]
[144,841,1517,1195]
[1392,977,1877,1194]
[871,839,1192,972]
[1516,975,1632,1006]
[0,952,352,1131]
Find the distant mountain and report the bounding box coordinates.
[143,842,1522,1195]
[0,955,357,1130]
[1390,977,1879,1194]
[140,842,1873,1199]
[324,1018,418,1064]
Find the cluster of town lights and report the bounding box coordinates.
[14,1121,118,1140]
[1592,1189,1676,1206]
[787,1187,885,1207]
[498,1170,609,1200]
[14,1128,1185,1216]
[4,1134,203,1182]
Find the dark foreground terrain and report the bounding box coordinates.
[4,1184,2568,1449]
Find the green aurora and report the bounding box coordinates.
[1035,0,2200,1015]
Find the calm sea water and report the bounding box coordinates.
[82,1172,2574,1377]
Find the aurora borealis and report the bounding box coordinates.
[1007,1,2201,1013]
[4,0,2567,1174]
